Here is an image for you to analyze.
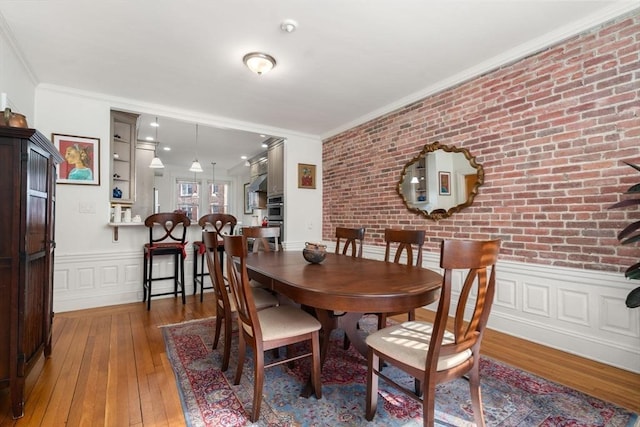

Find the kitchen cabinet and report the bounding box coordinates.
[110,110,139,205]
[0,127,63,418]
[267,139,284,196]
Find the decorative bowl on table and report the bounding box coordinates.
[303,242,327,264]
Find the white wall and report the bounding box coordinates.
[0,23,36,126]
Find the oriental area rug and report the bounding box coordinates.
[162,316,638,427]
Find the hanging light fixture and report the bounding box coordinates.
[243,52,277,75]
[149,117,164,169]
[189,123,203,173]
[211,162,217,197]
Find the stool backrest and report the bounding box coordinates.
[198,213,237,236]
[144,212,190,244]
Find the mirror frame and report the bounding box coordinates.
[397,141,484,220]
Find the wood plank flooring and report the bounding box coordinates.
[1,294,638,426]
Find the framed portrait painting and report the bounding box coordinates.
[53,133,100,185]
[298,163,316,189]
[438,171,451,196]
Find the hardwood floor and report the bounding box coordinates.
[1,294,638,426]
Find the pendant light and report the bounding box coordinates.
[189,123,203,173]
[149,117,164,169]
[211,162,217,197]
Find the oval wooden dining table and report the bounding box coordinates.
[244,250,443,395]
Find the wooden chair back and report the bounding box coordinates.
[435,239,500,375]
[202,231,231,316]
[199,213,237,235]
[384,228,425,266]
[224,235,263,342]
[144,212,190,246]
[242,226,281,252]
[335,227,365,258]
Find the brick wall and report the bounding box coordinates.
[323,12,640,274]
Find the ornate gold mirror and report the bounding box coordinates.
[397,141,484,220]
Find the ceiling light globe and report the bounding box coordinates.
[149,156,164,169]
[189,160,203,173]
[243,52,276,75]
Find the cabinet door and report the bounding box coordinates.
[0,137,19,382]
[21,142,52,368]
[267,141,284,196]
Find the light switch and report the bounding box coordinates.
[78,201,96,213]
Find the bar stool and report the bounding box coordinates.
[142,212,190,310]
[192,214,237,301]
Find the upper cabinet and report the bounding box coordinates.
[267,139,284,196]
[110,110,139,205]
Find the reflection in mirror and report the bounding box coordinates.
[397,141,484,220]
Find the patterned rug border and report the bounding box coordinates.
[163,316,639,427]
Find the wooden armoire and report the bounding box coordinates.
[0,127,63,418]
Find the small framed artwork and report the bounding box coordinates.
[439,171,451,196]
[243,182,252,214]
[53,133,100,185]
[298,163,316,189]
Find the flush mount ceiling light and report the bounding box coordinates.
[243,52,276,75]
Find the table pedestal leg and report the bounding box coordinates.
[300,309,366,398]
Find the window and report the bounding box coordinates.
[175,178,230,220]
[176,179,200,220]
[207,180,229,214]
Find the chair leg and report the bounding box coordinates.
[179,254,186,305]
[193,246,199,295]
[173,253,179,298]
[221,314,233,372]
[311,332,322,399]
[212,314,223,350]
[423,387,437,427]
[142,253,148,302]
[234,335,246,385]
[469,363,486,427]
[199,252,205,302]
[365,349,379,421]
[147,255,153,311]
[377,313,387,330]
[250,350,265,422]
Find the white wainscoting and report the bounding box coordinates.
[54,244,640,373]
[53,249,203,313]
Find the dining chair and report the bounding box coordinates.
[365,239,501,427]
[192,214,237,301]
[202,231,278,372]
[242,226,281,252]
[377,228,426,329]
[334,226,366,257]
[334,226,366,349]
[242,226,282,288]
[223,234,322,422]
[142,212,190,310]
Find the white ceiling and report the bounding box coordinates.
[0,1,637,170]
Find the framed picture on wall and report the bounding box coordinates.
[298,163,316,189]
[244,182,252,214]
[438,171,451,196]
[53,133,100,185]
